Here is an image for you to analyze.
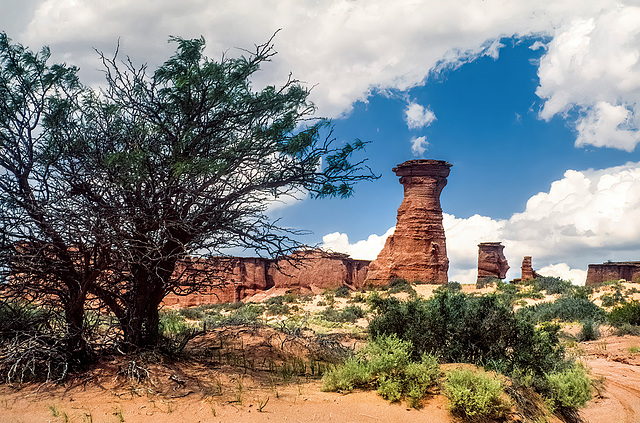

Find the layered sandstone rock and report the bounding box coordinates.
[270,250,370,293]
[365,159,452,285]
[476,242,509,288]
[520,256,540,282]
[585,261,640,286]
[163,250,370,307]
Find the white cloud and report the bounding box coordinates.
[405,102,436,130]
[538,263,587,285]
[322,162,640,284]
[4,0,608,120]
[536,5,640,150]
[322,227,394,260]
[410,136,429,157]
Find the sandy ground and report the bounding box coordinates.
[2,284,640,423]
[1,335,638,423]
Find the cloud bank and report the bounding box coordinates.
[10,0,629,146]
[322,162,640,284]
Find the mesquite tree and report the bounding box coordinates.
[48,35,376,351]
[0,33,104,362]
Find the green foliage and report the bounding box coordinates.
[322,335,440,408]
[385,278,417,296]
[368,291,566,377]
[545,364,592,412]
[434,281,462,293]
[600,285,627,307]
[608,301,640,327]
[159,310,189,335]
[178,307,205,320]
[443,368,511,421]
[265,296,291,316]
[533,276,574,295]
[317,305,365,323]
[577,319,600,342]
[204,303,265,327]
[334,286,351,298]
[517,297,605,324]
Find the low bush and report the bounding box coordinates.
[443,367,511,421]
[317,305,365,323]
[368,292,566,377]
[159,310,189,335]
[608,301,640,327]
[322,335,440,408]
[434,281,462,293]
[544,364,592,413]
[334,286,351,298]
[385,278,417,296]
[600,289,627,307]
[577,319,600,341]
[204,303,265,326]
[178,307,205,320]
[517,297,605,324]
[533,276,574,295]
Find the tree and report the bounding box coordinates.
[46,35,376,351]
[0,32,105,364]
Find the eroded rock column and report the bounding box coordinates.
[365,159,452,285]
[476,242,509,288]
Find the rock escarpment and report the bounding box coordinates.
[163,250,370,307]
[585,261,640,286]
[365,159,452,285]
[476,242,509,288]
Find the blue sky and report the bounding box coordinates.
[3,0,640,283]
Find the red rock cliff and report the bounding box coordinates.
[585,261,640,286]
[365,159,452,285]
[163,250,370,306]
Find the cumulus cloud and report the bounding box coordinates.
[322,227,394,260]
[410,136,429,156]
[536,5,640,151]
[2,0,608,120]
[405,102,436,130]
[322,162,640,284]
[538,263,587,285]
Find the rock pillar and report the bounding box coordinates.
[365,159,452,285]
[521,256,539,282]
[476,242,509,288]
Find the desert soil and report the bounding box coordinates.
[2,284,640,423]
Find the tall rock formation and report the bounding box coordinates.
[476,242,509,287]
[365,159,452,285]
[521,256,540,282]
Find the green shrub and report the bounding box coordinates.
[159,310,189,335]
[282,293,298,303]
[545,364,592,412]
[404,355,441,408]
[368,292,566,377]
[600,290,627,307]
[178,307,204,320]
[608,301,640,327]
[322,357,371,392]
[517,297,605,324]
[577,319,600,341]
[443,367,511,421]
[434,281,462,293]
[385,278,417,295]
[334,286,351,298]
[318,305,365,323]
[534,276,574,295]
[322,335,439,408]
[348,292,367,303]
